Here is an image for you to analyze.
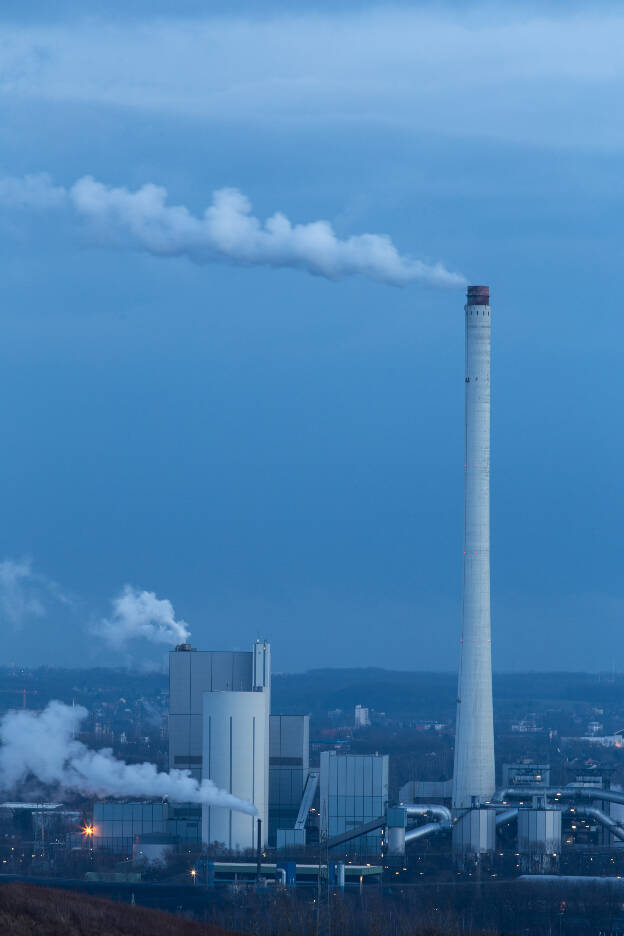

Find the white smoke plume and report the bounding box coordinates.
[0,172,466,288]
[0,557,71,630]
[0,173,66,209]
[0,701,255,815]
[95,585,190,649]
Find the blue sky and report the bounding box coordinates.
[0,1,623,670]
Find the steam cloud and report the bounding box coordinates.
[0,559,45,627]
[0,557,71,629]
[0,172,466,288]
[95,585,190,649]
[0,701,255,814]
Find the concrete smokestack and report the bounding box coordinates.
[452,285,495,814]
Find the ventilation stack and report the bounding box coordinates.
[452,285,496,861]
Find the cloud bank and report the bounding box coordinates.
[0,701,255,814]
[95,585,190,649]
[0,173,465,287]
[1,10,624,147]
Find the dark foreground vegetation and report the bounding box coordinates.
[0,883,236,936]
[0,882,476,936]
[4,880,624,936]
[206,892,477,936]
[143,881,624,936]
[201,882,624,936]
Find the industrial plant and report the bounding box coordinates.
[80,285,624,889]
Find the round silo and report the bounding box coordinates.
[201,690,269,852]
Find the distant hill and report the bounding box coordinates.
[0,664,620,723]
[0,883,238,936]
[271,668,457,719]
[271,668,624,721]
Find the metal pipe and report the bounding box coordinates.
[401,804,452,823]
[256,818,262,884]
[495,808,518,826]
[405,821,450,844]
[494,787,624,807]
[325,815,386,850]
[572,806,624,842]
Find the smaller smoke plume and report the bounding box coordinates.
[96,585,190,649]
[0,173,66,209]
[0,702,255,814]
[0,172,466,288]
[0,557,71,630]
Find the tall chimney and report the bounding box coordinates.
[452,285,495,812]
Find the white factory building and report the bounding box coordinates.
[91,284,624,873]
[169,641,270,850]
[167,640,386,856]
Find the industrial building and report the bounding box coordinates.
[320,752,389,856]
[168,640,271,850]
[168,640,318,853]
[502,764,550,789]
[89,283,624,879]
[154,285,503,863]
[93,801,202,852]
[168,641,270,782]
[269,714,310,844]
[167,640,391,858]
[385,286,624,872]
[201,686,270,851]
[354,705,370,728]
[104,285,499,868]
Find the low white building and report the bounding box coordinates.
[354,705,370,728]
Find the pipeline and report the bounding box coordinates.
[325,815,386,850]
[401,804,452,823]
[399,804,452,846]
[405,821,449,844]
[572,805,624,842]
[495,808,518,826]
[494,787,624,808]
[493,789,624,842]
[325,805,452,853]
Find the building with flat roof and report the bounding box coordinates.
[168,640,271,852]
[169,642,270,781]
[320,751,388,857]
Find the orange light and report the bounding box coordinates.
[82,825,95,837]
[190,869,197,877]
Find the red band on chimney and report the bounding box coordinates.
[467,285,489,305]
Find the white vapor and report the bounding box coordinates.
[0,557,70,630]
[0,173,465,288]
[95,585,190,649]
[0,701,255,815]
[0,173,66,209]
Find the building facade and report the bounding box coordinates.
[269,714,310,844]
[93,802,167,853]
[169,640,271,852]
[320,752,388,856]
[169,642,270,781]
[354,705,371,728]
[93,801,201,853]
